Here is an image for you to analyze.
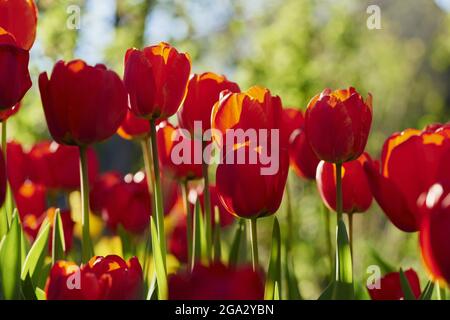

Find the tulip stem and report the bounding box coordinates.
[182,180,193,269]
[141,136,156,285]
[249,218,259,271]
[285,177,294,253]
[335,163,343,222]
[79,145,94,262]
[149,119,167,271]
[348,212,354,259]
[323,204,333,277]
[202,143,212,260]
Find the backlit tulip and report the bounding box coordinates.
[305,87,372,163]
[418,184,450,285]
[6,141,28,190]
[364,125,450,232]
[367,269,421,300]
[45,255,143,300]
[157,121,203,181]
[39,60,128,146]
[212,86,286,149]
[117,109,150,140]
[0,0,38,50]
[0,102,20,122]
[316,153,373,214]
[89,171,122,214]
[282,108,320,180]
[29,141,99,191]
[169,218,188,263]
[169,263,264,300]
[0,31,32,110]
[124,42,191,120]
[178,72,240,135]
[14,181,46,221]
[216,144,289,219]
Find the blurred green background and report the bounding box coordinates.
[10,0,450,299]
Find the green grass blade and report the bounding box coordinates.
[52,209,66,265]
[151,217,168,300]
[265,217,282,300]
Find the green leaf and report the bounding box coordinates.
[52,209,66,265]
[0,205,9,239]
[21,220,50,281]
[332,219,354,300]
[284,256,302,300]
[117,224,133,260]
[150,217,167,300]
[21,273,37,300]
[265,217,282,300]
[399,268,416,300]
[0,213,22,299]
[274,282,280,300]
[212,206,222,263]
[193,200,208,266]
[419,280,435,300]
[229,219,245,267]
[35,287,46,300]
[318,281,335,300]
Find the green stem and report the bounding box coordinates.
[348,212,354,259]
[141,137,156,282]
[202,143,212,260]
[182,180,193,269]
[1,120,5,158]
[79,145,94,262]
[249,218,259,271]
[149,119,167,271]
[323,204,333,277]
[335,163,343,223]
[285,177,293,253]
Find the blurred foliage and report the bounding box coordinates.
[6,0,450,299]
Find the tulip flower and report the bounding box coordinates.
[29,141,99,192]
[117,109,151,140]
[178,72,240,136]
[316,153,373,214]
[216,144,289,269]
[14,181,46,222]
[305,87,372,164]
[364,125,450,232]
[123,43,190,274]
[367,269,421,300]
[123,42,191,120]
[45,255,143,300]
[89,171,122,214]
[0,31,32,110]
[39,59,128,262]
[169,218,188,264]
[195,185,236,228]
[0,102,20,122]
[168,263,264,300]
[282,107,320,180]
[418,184,450,286]
[157,121,203,181]
[6,141,28,190]
[0,0,38,51]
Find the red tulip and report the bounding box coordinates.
[316,153,373,214]
[0,0,38,50]
[117,109,150,140]
[0,102,20,122]
[124,42,191,120]
[39,60,128,146]
[29,141,99,191]
[367,269,421,300]
[212,86,286,149]
[216,144,289,219]
[178,72,240,135]
[6,141,28,190]
[0,148,6,207]
[89,171,122,213]
[45,255,143,300]
[0,31,32,110]
[157,121,203,181]
[14,181,46,222]
[364,125,450,232]
[102,173,151,234]
[169,218,188,264]
[418,184,450,285]
[169,263,264,300]
[305,87,372,163]
[282,108,320,180]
